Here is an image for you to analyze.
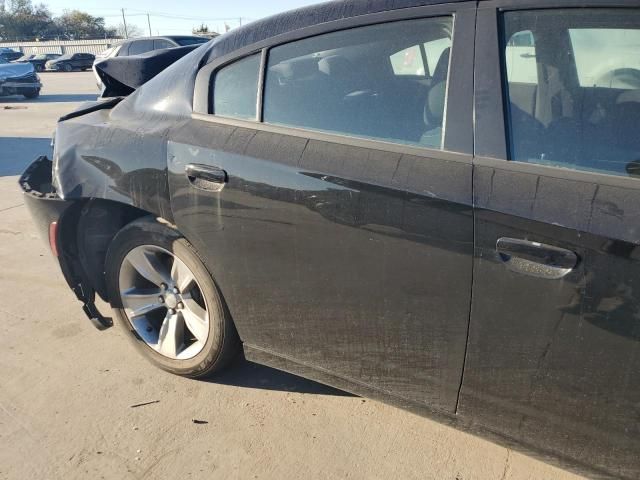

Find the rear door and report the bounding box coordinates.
[461,3,640,478]
[169,3,476,412]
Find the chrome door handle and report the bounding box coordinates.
[496,237,578,279]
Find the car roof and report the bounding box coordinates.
[121,35,206,43]
[205,0,471,62]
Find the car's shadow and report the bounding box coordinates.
[209,353,354,397]
[0,94,98,104]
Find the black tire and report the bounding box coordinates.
[63,63,73,72]
[23,89,40,99]
[105,217,240,378]
[35,64,43,72]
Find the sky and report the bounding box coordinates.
[41,0,326,36]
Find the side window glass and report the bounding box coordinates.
[213,54,261,120]
[154,39,174,50]
[502,9,640,177]
[505,30,537,85]
[390,46,425,76]
[263,17,454,149]
[423,37,452,79]
[570,29,640,89]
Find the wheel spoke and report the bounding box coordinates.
[119,244,210,360]
[126,248,171,287]
[121,288,163,317]
[171,257,195,293]
[182,299,208,342]
[157,311,184,357]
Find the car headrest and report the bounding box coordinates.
[318,55,352,79]
[424,81,447,127]
[432,47,451,84]
[270,57,318,81]
[617,89,640,105]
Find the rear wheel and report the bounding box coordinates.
[105,218,240,377]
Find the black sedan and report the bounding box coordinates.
[20,1,640,479]
[45,52,95,72]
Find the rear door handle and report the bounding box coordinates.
[185,163,227,192]
[496,237,578,279]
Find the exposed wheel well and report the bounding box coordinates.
[59,199,158,302]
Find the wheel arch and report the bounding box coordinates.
[59,198,169,303]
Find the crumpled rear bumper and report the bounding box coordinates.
[19,156,69,247]
[20,156,112,330]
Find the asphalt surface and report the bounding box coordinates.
[0,72,585,480]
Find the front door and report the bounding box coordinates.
[169,4,477,412]
[461,4,640,478]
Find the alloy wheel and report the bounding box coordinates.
[118,245,210,360]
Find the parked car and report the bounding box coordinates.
[96,36,210,61]
[0,58,41,98]
[0,48,23,62]
[93,36,210,89]
[13,54,36,63]
[45,52,95,72]
[24,53,61,72]
[20,1,640,479]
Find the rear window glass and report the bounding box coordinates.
[175,37,209,46]
[213,54,261,120]
[129,40,153,55]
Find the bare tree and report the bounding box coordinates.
[113,22,143,39]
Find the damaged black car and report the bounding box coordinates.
[20,1,640,479]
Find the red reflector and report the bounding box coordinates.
[49,221,59,257]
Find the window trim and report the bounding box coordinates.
[193,1,476,156]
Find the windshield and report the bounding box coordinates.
[57,54,72,60]
[175,37,209,46]
[34,55,48,60]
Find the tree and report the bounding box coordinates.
[0,0,53,41]
[113,22,143,39]
[54,9,109,39]
[193,24,209,34]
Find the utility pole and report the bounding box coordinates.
[239,17,242,27]
[147,14,152,36]
[121,8,128,38]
